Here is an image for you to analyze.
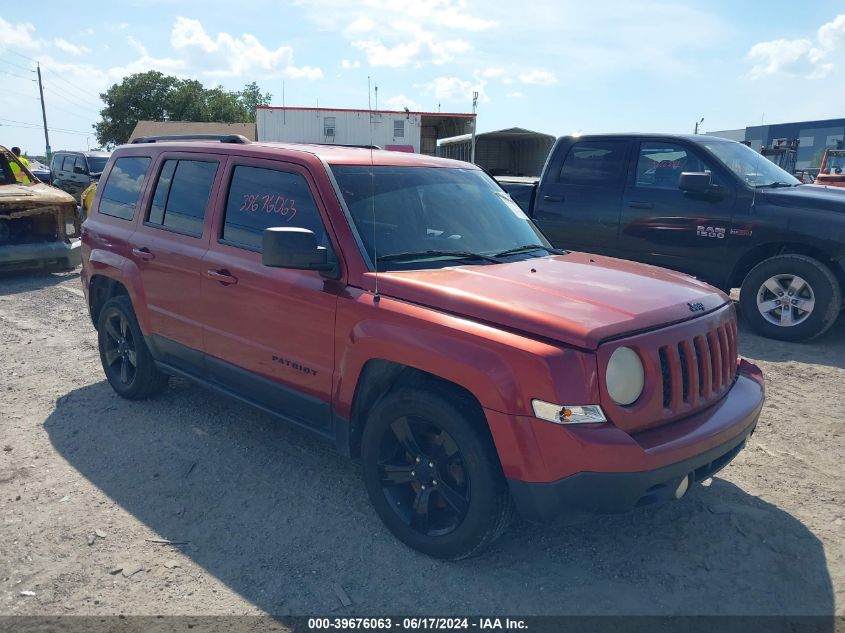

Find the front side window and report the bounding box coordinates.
[635,143,706,189]
[702,140,799,188]
[98,156,151,220]
[74,156,87,175]
[331,165,549,270]
[147,159,218,237]
[558,141,628,185]
[222,165,327,251]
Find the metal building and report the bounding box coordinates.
[256,106,475,156]
[708,117,845,169]
[437,128,555,176]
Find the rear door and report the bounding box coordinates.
[201,158,341,432]
[533,138,631,255]
[128,152,223,371]
[618,140,737,283]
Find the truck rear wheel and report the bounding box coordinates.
[360,388,512,559]
[739,254,841,341]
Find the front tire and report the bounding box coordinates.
[739,254,841,341]
[361,388,512,559]
[97,295,168,399]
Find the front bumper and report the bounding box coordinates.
[0,239,81,271]
[501,360,764,522]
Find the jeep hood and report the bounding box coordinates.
[0,182,76,208]
[761,184,845,212]
[372,253,729,349]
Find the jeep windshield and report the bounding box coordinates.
[701,140,800,188]
[331,165,551,271]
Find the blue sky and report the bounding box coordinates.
[2,0,844,157]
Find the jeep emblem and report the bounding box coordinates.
[688,302,705,312]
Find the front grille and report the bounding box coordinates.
[597,304,739,433]
[658,319,738,412]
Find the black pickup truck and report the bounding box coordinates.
[497,134,845,341]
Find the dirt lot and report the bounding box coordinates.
[1,270,843,617]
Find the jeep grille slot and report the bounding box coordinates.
[597,304,740,434]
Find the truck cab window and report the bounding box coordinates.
[558,141,628,185]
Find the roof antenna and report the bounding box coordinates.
[369,75,380,303]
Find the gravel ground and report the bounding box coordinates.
[1,270,843,616]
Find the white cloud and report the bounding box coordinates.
[298,0,495,68]
[54,38,91,56]
[420,75,487,103]
[519,69,558,85]
[0,17,39,51]
[169,17,322,79]
[480,68,504,78]
[384,93,422,111]
[346,17,375,33]
[747,14,845,79]
[340,59,361,69]
[505,91,526,99]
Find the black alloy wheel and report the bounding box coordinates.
[377,416,471,537]
[361,388,512,559]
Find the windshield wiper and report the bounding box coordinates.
[493,244,567,257]
[756,181,796,188]
[377,250,503,264]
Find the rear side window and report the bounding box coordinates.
[62,155,75,172]
[98,157,151,221]
[147,159,218,237]
[222,165,326,251]
[558,141,628,185]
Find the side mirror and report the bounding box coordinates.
[678,171,712,193]
[262,227,333,271]
[73,165,87,175]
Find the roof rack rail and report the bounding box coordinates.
[312,143,382,150]
[131,134,252,145]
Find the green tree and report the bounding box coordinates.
[95,73,273,147]
[239,82,273,122]
[94,71,179,148]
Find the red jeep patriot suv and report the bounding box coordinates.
[81,135,765,559]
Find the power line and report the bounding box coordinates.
[0,56,35,73]
[43,85,100,116]
[0,121,92,137]
[0,46,38,62]
[0,68,34,81]
[41,67,103,108]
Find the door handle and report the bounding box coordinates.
[627,201,654,209]
[131,247,155,261]
[206,269,238,285]
[543,194,564,202]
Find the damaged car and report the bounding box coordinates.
[0,145,82,271]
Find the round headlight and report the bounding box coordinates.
[606,346,644,406]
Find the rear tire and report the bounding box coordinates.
[97,295,168,399]
[361,388,512,559]
[739,254,841,341]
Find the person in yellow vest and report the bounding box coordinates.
[9,147,32,183]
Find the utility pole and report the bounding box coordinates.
[694,117,704,135]
[36,63,51,160]
[470,91,479,164]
